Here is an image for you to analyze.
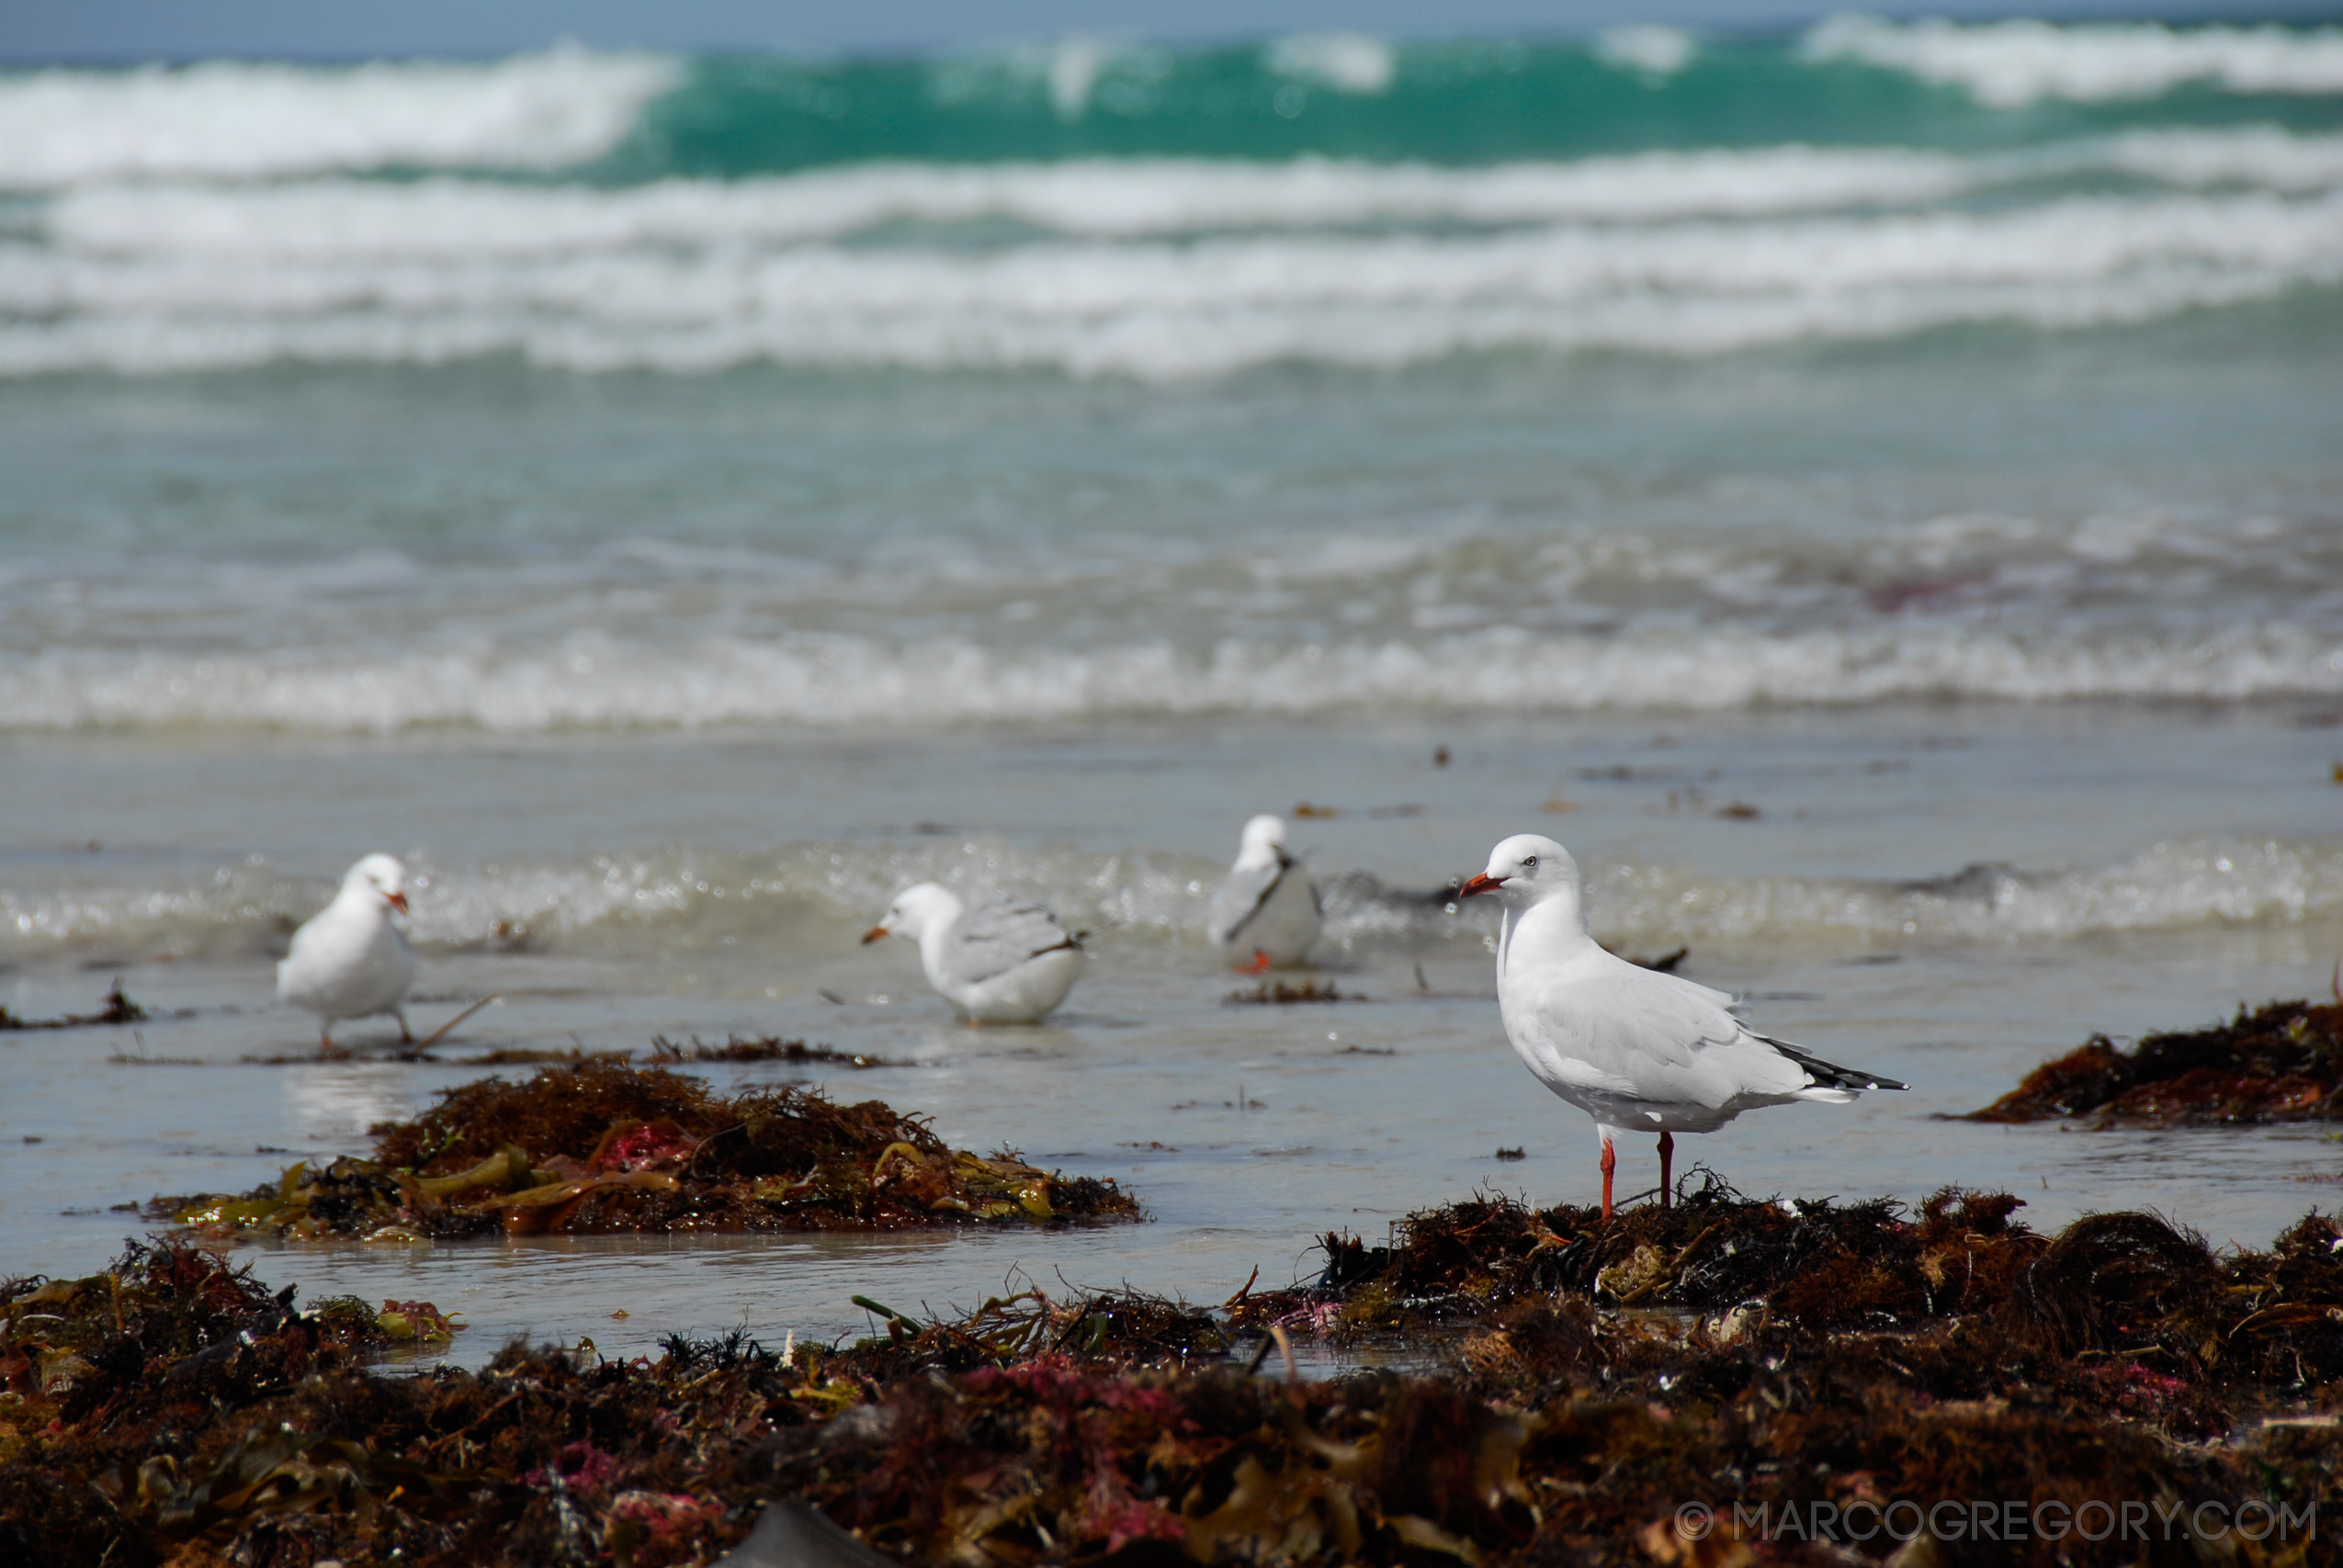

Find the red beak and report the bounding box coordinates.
[386,890,409,913]
[1458,874,1505,898]
[860,925,889,945]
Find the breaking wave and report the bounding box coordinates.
[10,21,2341,200]
[1805,16,2343,108]
[6,181,2341,378]
[7,835,2337,966]
[3,623,2337,735]
[0,47,680,190]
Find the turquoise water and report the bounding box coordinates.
[608,31,2343,176]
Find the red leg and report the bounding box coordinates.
[1658,1132,1675,1211]
[1598,1134,1616,1222]
[1247,949,1273,974]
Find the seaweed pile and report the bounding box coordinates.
[155,1061,1139,1240]
[0,1244,467,1562]
[1239,1177,2343,1437]
[6,1190,2339,1568]
[1969,998,2343,1125]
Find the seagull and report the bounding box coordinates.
[862,883,1086,1025]
[1205,814,1322,972]
[1459,833,1906,1220]
[277,852,418,1056]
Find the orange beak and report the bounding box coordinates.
[860,925,889,945]
[1457,874,1504,898]
[386,890,410,913]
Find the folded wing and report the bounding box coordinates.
[1205,857,1289,947]
[938,897,1081,990]
[1526,960,1901,1109]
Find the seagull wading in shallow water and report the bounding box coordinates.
[1205,813,1322,971]
[863,883,1086,1025]
[277,853,417,1056]
[1459,834,1907,1219]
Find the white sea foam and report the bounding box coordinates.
[6,187,2338,378]
[1,618,2337,735]
[7,834,2337,965]
[1596,26,1699,78]
[1585,837,2343,949]
[0,47,679,191]
[9,123,2341,380]
[1043,37,1115,118]
[7,507,2330,713]
[1263,33,1398,95]
[41,130,2343,259]
[1805,16,2343,107]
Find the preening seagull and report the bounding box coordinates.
[1459,834,1907,1219]
[277,852,418,1056]
[1205,813,1321,971]
[863,883,1086,1025]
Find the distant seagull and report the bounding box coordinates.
[1205,814,1321,972]
[863,883,1086,1024]
[277,852,417,1056]
[1459,834,1906,1219]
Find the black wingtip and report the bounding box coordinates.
[1760,1034,1909,1094]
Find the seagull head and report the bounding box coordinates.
[345,852,409,914]
[863,881,960,945]
[1236,814,1289,864]
[1458,834,1581,910]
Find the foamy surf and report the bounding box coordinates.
[6,186,2340,378]
[1805,16,2343,108]
[0,47,680,190]
[3,622,2337,735]
[40,129,2343,256]
[8,835,2337,966]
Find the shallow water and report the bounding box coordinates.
[6,17,2342,1366]
[5,705,2339,1364]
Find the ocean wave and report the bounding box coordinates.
[9,508,2332,716]
[6,26,2340,200]
[6,187,2339,378]
[35,130,2343,260]
[0,840,1222,964]
[1263,34,1398,95]
[1586,838,2343,949]
[1596,27,1699,79]
[7,835,2337,967]
[2,622,2337,734]
[1806,16,2343,108]
[0,47,680,191]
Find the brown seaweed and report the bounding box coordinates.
[648,1036,911,1068]
[6,1198,2338,1568]
[1225,980,1353,1005]
[152,1060,1140,1240]
[0,980,150,1031]
[1230,1178,2343,1435]
[1969,998,2343,1125]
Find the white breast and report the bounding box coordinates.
[277,896,415,1023]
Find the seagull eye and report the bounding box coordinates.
[1522,856,1537,869]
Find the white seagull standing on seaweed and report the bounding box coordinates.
[277,852,418,1056]
[1205,813,1321,971]
[863,884,1086,1025]
[1458,833,1907,1218]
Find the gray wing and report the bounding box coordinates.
[1205,858,1285,946]
[938,897,1081,989]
